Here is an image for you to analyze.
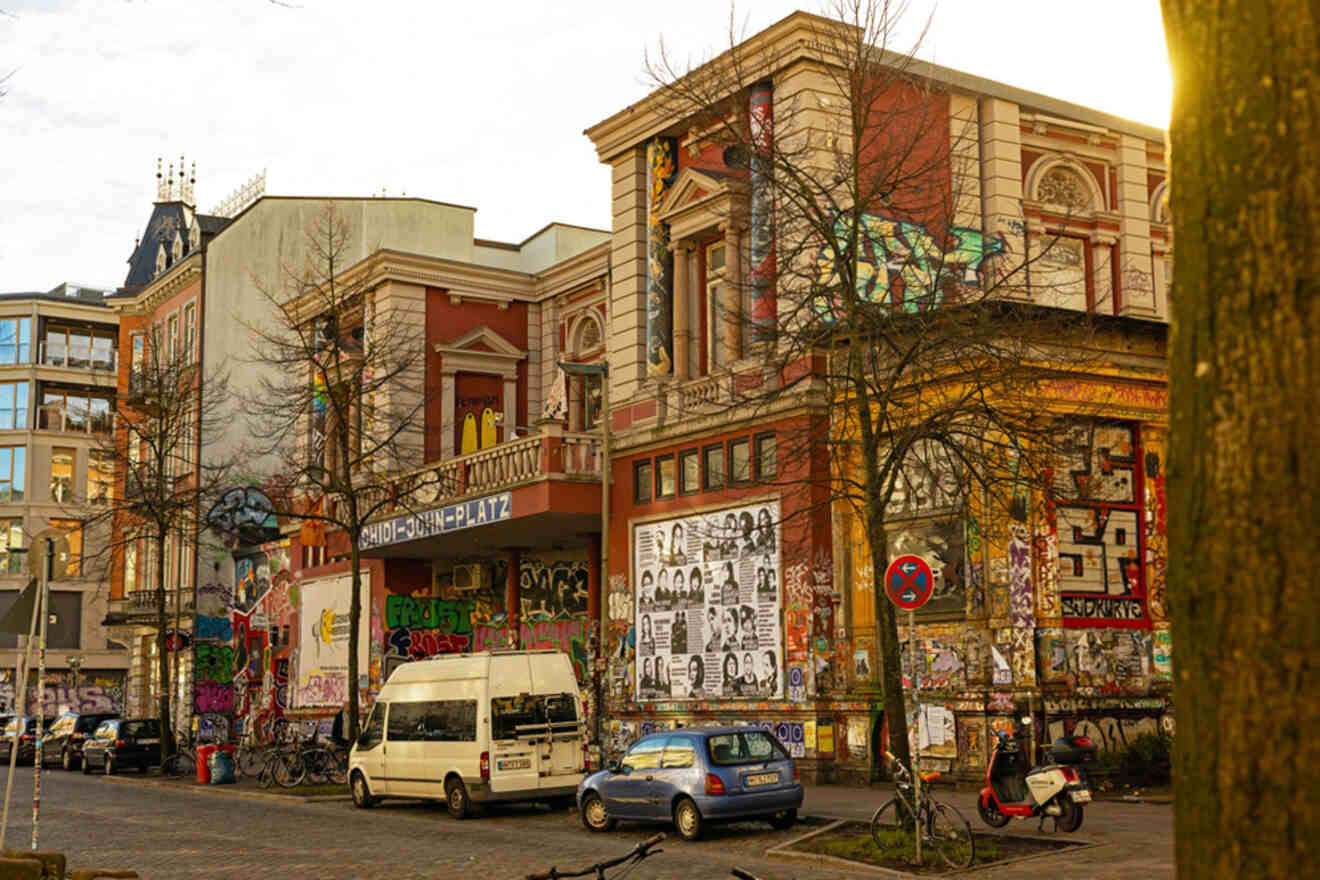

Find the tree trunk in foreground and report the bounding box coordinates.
[1163,2,1320,876]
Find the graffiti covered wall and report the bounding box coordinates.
[0,668,125,715]
[295,571,372,710]
[223,540,294,741]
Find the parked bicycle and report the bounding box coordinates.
[871,750,975,869]
[524,834,664,880]
[160,731,198,778]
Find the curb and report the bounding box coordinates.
[98,775,351,804]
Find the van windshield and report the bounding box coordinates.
[491,693,578,740]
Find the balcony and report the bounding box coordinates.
[359,424,604,558]
[105,589,195,627]
[37,341,118,374]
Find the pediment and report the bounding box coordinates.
[656,168,743,223]
[433,325,526,378]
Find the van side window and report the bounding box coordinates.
[385,700,477,742]
[359,702,387,750]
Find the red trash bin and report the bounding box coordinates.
[196,744,218,784]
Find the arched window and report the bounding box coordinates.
[574,314,602,355]
[1035,165,1094,213]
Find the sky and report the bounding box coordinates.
[0,0,1172,292]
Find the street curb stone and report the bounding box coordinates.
[97,774,351,804]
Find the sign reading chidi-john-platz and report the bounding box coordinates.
[361,491,513,550]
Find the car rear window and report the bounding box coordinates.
[706,730,789,766]
[121,721,159,739]
[76,715,113,732]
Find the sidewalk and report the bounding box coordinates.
[98,772,350,803]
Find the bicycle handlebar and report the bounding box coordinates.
[636,833,665,852]
[731,869,760,880]
[524,834,665,880]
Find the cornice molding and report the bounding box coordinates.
[113,254,203,316]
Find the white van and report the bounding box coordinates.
[348,649,587,818]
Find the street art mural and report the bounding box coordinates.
[813,214,1006,318]
[382,554,592,685]
[749,81,776,330]
[646,137,677,376]
[1053,422,1147,628]
[295,571,371,709]
[0,668,125,715]
[226,540,293,740]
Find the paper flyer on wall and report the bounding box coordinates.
[633,500,782,701]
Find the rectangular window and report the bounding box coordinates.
[755,433,777,481]
[69,330,91,369]
[730,437,751,484]
[0,447,25,501]
[88,449,112,505]
[50,447,74,502]
[130,333,145,389]
[702,444,725,491]
[183,303,197,364]
[384,699,477,742]
[50,518,82,578]
[358,702,386,750]
[1,519,22,576]
[633,460,652,504]
[655,454,675,499]
[0,318,31,364]
[0,589,17,648]
[123,535,137,594]
[679,449,699,495]
[167,314,179,363]
[91,333,114,371]
[489,693,576,741]
[0,381,28,429]
[706,730,789,766]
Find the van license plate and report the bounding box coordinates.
[745,773,778,786]
[498,758,531,771]
[1070,789,1091,803]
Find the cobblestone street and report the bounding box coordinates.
[0,767,1174,879]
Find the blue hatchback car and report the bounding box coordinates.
[578,726,803,841]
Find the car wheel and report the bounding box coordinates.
[350,772,377,809]
[769,808,797,830]
[104,755,114,776]
[674,796,704,841]
[444,776,471,820]
[580,792,616,832]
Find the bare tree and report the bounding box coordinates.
[1162,1,1319,876]
[645,1,1104,771]
[241,203,442,739]
[85,325,232,763]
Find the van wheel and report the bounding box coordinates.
[674,797,704,841]
[350,772,377,809]
[581,792,615,832]
[445,777,471,820]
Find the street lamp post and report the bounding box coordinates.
[557,360,609,753]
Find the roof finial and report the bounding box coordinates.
[181,158,196,205]
[167,160,175,200]
[156,157,166,200]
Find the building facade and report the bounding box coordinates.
[0,284,128,716]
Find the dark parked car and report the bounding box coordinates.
[81,718,162,775]
[578,726,803,841]
[43,712,119,770]
[0,716,53,765]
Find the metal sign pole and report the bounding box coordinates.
[1,579,42,847]
[32,538,51,850]
[910,607,921,866]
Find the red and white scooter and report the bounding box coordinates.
[977,717,1096,832]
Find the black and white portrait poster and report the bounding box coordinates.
[634,501,782,701]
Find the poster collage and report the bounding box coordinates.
[634,501,783,701]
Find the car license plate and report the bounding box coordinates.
[1070,789,1092,803]
[138,738,159,745]
[745,772,778,787]
[498,758,531,771]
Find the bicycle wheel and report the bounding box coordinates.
[327,749,347,785]
[929,802,975,869]
[303,749,330,785]
[236,746,264,779]
[274,750,306,788]
[870,797,919,852]
[162,750,196,779]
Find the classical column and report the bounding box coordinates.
[673,241,691,381]
[723,225,743,362]
[441,372,456,458]
[502,376,517,440]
